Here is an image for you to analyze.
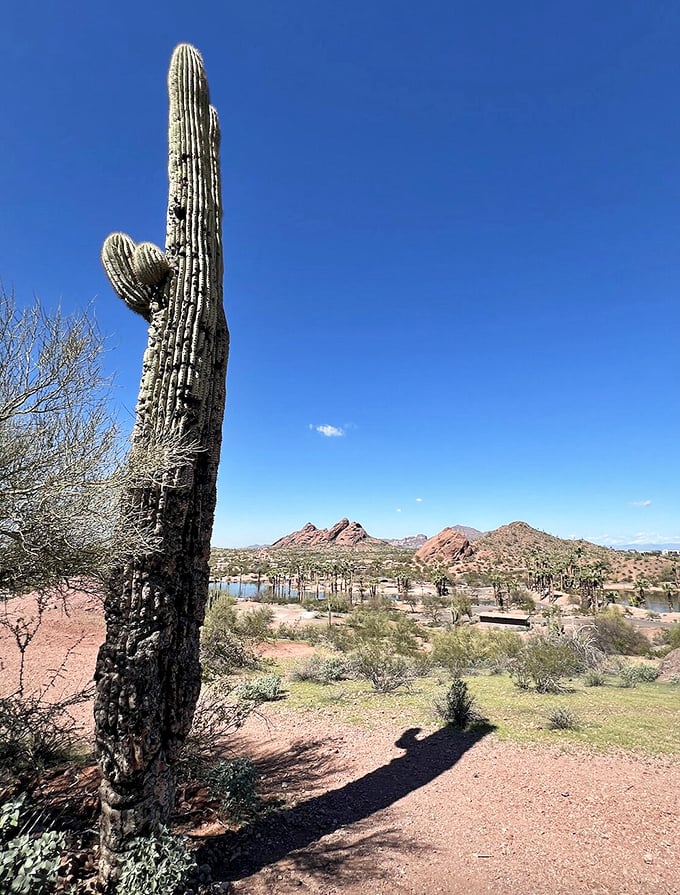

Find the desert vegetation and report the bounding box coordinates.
[197,586,678,736]
[209,533,680,616]
[5,527,680,892]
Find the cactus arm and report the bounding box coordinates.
[101,232,168,321]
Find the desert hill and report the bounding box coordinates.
[415,528,475,565]
[271,518,385,549]
[470,521,611,568]
[418,520,615,573]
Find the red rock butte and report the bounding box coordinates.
[271,518,385,549]
[415,528,475,565]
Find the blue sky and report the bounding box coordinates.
[2,1,679,548]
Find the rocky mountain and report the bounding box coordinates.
[415,528,475,565]
[449,525,485,542]
[388,534,429,549]
[271,518,385,549]
[389,526,483,550]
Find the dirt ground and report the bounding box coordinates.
[1,591,679,895]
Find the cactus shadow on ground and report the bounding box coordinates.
[198,722,495,882]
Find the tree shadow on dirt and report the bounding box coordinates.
[200,722,495,883]
[232,731,350,798]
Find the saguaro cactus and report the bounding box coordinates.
[94,44,228,886]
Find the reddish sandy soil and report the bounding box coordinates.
[1,591,679,895]
[220,713,679,895]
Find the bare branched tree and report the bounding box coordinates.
[0,290,202,607]
[0,290,121,599]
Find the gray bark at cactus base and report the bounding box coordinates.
[94,43,229,889]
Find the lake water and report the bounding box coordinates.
[615,594,679,614]
[209,580,679,615]
[209,581,329,601]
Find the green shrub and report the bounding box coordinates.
[203,594,238,635]
[200,629,258,680]
[116,826,195,895]
[666,622,680,650]
[337,607,423,657]
[0,692,87,777]
[0,795,65,895]
[583,669,606,687]
[234,674,282,703]
[273,621,298,640]
[485,629,524,663]
[203,597,274,644]
[291,655,353,684]
[411,651,433,678]
[389,612,423,656]
[450,595,474,619]
[632,663,660,682]
[619,664,659,688]
[509,636,584,693]
[510,589,536,613]
[434,678,480,729]
[194,757,259,819]
[431,627,487,675]
[274,621,324,644]
[200,598,277,681]
[618,669,637,688]
[546,706,580,730]
[353,645,413,693]
[303,596,351,614]
[592,609,651,656]
[421,594,449,625]
[346,608,400,648]
[323,623,355,652]
[236,606,275,642]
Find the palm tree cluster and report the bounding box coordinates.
[525,547,612,611]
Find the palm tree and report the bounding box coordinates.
[661,581,677,612]
[429,564,450,598]
[633,575,650,608]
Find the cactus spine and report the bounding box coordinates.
[94,44,228,887]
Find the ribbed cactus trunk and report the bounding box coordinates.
[93,45,228,888]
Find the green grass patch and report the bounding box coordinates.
[254,656,680,755]
[464,674,679,753]
[262,655,444,726]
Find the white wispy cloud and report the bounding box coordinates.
[415,497,423,503]
[631,499,652,508]
[309,423,345,438]
[396,507,402,513]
